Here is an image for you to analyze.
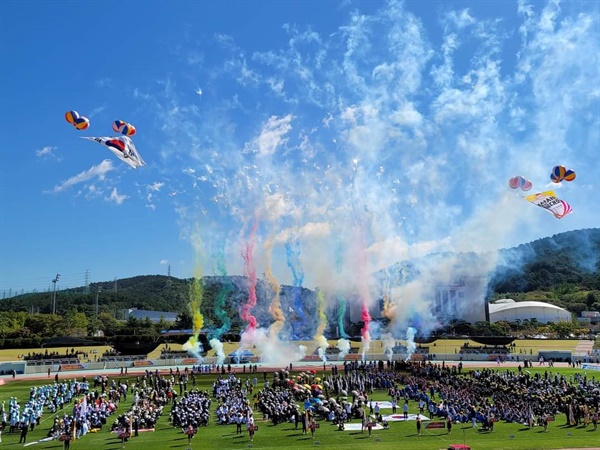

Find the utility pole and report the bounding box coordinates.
[95,287,102,321]
[52,273,60,315]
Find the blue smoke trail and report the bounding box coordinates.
[285,235,306,339]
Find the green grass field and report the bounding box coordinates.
[1,366,598,450]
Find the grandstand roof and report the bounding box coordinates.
[488,300,571,323]
[489,301,568,314]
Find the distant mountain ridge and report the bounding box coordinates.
[1,229,598,321]
[489,228,600,293]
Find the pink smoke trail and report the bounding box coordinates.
[355,226,372,359]
[241,222,258,334]
[361,305,371,339]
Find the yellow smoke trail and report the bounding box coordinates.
[315,288,327,338]
[189,270,204,333]
[314,288,330,360]
[264,237,285,336]
[183,234,205,358]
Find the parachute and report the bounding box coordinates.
[74,117,90,130]
[112,119,136,136]
[523,190,573,219]
[508,175,532,191]
[65,110,90,130]
[81,136,146,169]
[550,165,576,183]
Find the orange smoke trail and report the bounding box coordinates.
[381,273,394,319]
[264,237,285,337]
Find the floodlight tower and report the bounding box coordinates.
[52,274,60,315]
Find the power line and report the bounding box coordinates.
[0,271,88,298]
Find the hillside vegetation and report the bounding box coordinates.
[0,229,597,345]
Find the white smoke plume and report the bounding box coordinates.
[381,333,396,362]
[209,338,225,365]
[316,335,330,362]
[361,332,371,362]
[239,327,308,365]
[405,327,417,362]
[182,339,205,363]
[337,338,351,360]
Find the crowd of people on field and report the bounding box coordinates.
[2,357,599,447]
[396,361,600,428]
[170,390,211,428]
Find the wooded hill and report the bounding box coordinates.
[487,228,600,314]
[1,228,598,321]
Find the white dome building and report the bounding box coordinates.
[489,299,572,323]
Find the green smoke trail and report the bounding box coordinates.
[335,240,349,338]
[211,239,232,339]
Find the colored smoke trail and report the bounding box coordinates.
[211,240,232,340]
[334,241,348,338]
[183,237,205,361]
[381,269,392,319]
[240,223,258,337]
[285,235,306,339]
[315,288,327,337]
[337,297,349,338]
[314,288,329,362]
[405,327,417,362]
[264,237,285,338]
[360,304,371,361]
[354,227,372,361]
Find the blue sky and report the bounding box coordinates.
[1,0,599,297]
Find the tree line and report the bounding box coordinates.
[0,229,597,346]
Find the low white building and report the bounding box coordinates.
[489,299,572,323]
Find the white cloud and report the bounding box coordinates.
[147,182,164,192]
[106,187,127,205]
[35,145,58,159]
[160,259,169,265]
[45,160,114,194]
[447,8,476,29]
[88,105,105,119]
[95,78,112,88]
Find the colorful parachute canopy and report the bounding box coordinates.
[65,110,90,130]
[112,119,136,136]
[563,169,576,182]
[65,110,79,124]
[74,117,90,130]
[523,190,573,219]
[550,165,576,183]
[81,136,146,169]
[508,175,532,191]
